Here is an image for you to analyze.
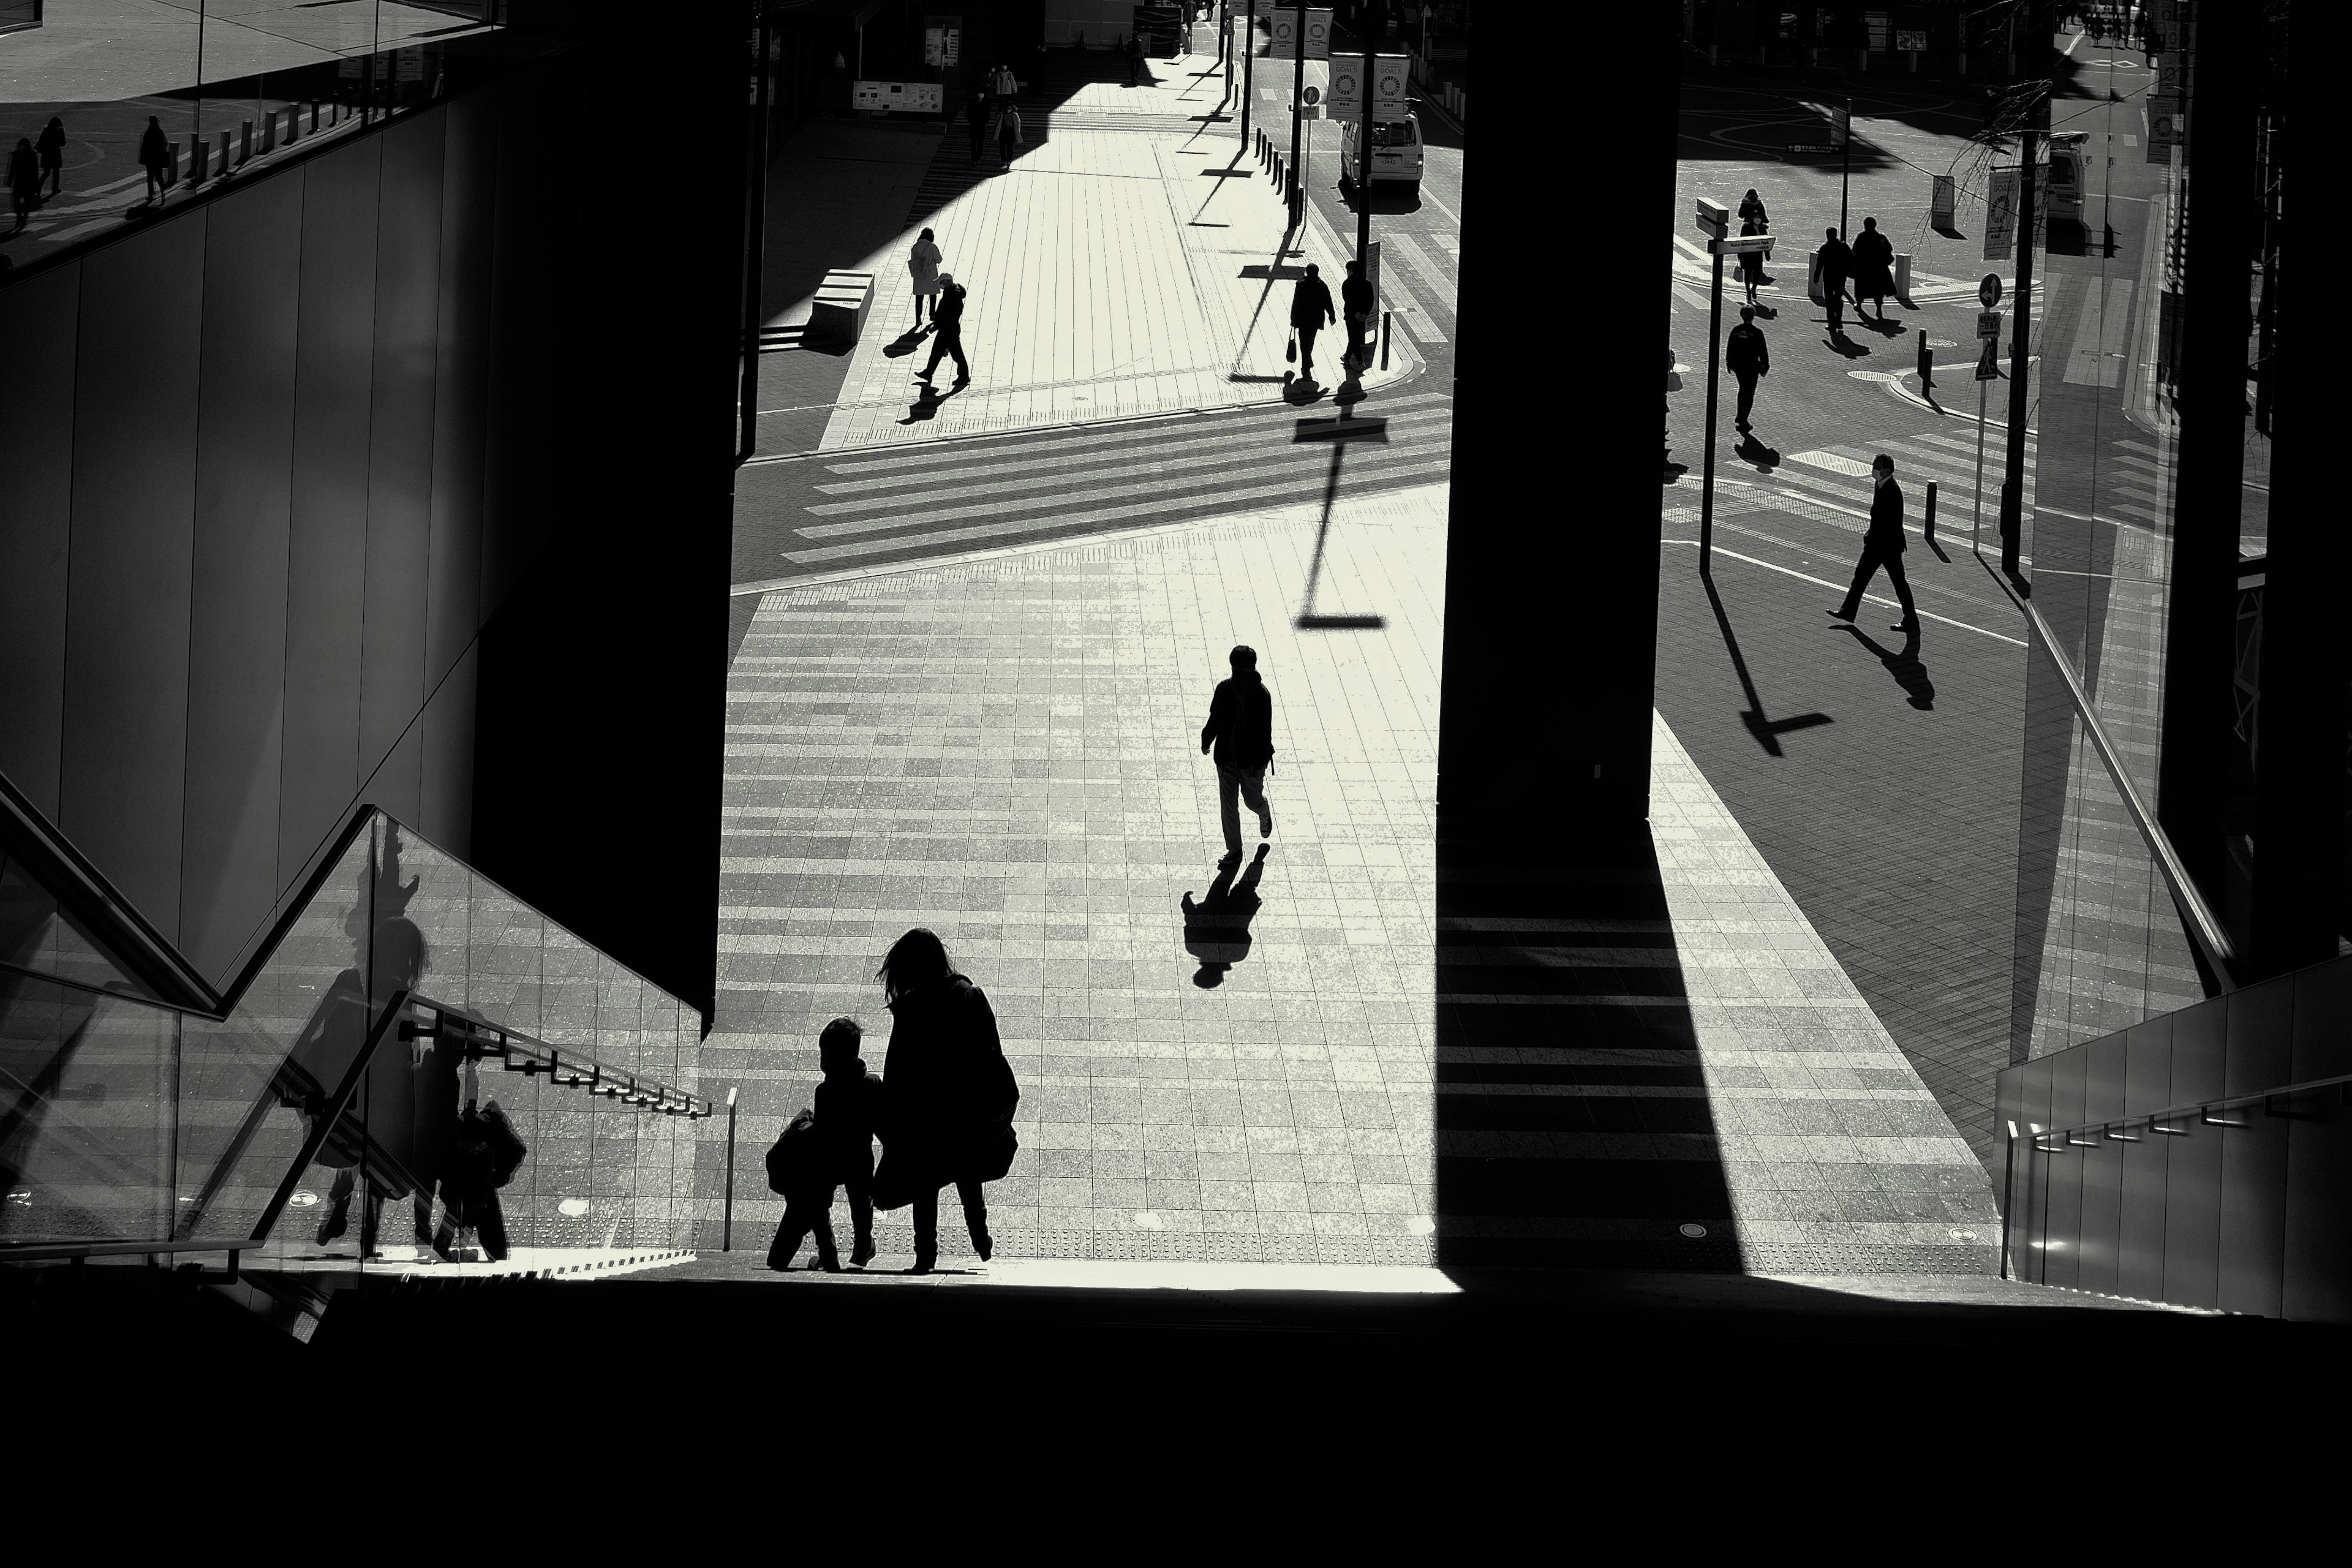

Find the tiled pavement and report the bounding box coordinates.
[700,481,1999,1273]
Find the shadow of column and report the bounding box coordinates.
[1432,818,1743,1273]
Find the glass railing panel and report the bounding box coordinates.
[0,970,178,1245]
[0,851,170,1006]
[172,824,382,1263]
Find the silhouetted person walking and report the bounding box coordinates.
[1126,29,1147,86]
[36,116,64,198]
[769,1017,884,1271]
[907,227,943,325]
[138,115,168,202]
[872,930,1019,1273]
[918,273,970,388]
[1200,644,1276,866]
[995,102,1023,164]
[1851,216,1895,323]
[1816,226,1855,333]
[1736,187,1770,304]
[1830,453,1917,630]
[1726,304,1768,435]
[966,86,990,161]
[1340,257,1374,374]
[8,138,36,228]
[1289,263,1335,382]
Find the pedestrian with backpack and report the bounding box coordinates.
[767,1017,886,1271]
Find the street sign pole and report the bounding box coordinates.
[1289,0,1308,224]
[1998,18,2045,580]
[1973,274,2002,553]
[1839,97,1852,238]
[1974,377,1989,552]
[1695,197,1730,576]
[1241,0,1254,151]
[1356,1,1378,268]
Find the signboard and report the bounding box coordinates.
[1301,85,1320,107]
[854,80,944,114]
[1830,105,1850,147]
[924,15,962,67]
[1979,273,2002,309]
[1977,309,2003,340]
[1708,235,1775,256]
[1694,197,1729,238]
[1267,8,1333,59]
[1931,175,1956,228]
[1976,337,2002,381]
[1984,167,2019,260]
[1895,29,1926,52]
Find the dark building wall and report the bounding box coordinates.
[0,22,744,1020]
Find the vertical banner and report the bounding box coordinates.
[1930,174,1956,228]
[1983,167,2019,260]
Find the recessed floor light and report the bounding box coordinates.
[1679,1223,1708,1238]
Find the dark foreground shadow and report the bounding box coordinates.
[1431,816,1743,1271]
[1702,571,1835,756]
[1182,845,1268,987]
[1839,622,1937,710]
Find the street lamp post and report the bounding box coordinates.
[1355,0,1378,263]
[1241,0,1255,147]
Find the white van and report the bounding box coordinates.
[1338,111,1423,196]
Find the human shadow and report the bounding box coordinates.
[897,382,967,425]
[1182,844,1270,988]
[1839,620,1937,710]
[1701,571,1834,757]
[1825,331,1872,358]
[881,325,935,359]
[1735,432,1781,470]
[1854,313,1907,337]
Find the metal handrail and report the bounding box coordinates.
[404,993,712,1118]
[2019,1068,2352,1152]
[1985,567,2243,992]
[0,1237,269,1281]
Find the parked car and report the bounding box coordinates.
[1337,110,1423,195]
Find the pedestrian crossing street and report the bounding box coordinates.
[749,389,1453,571]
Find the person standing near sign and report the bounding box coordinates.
[1341,258,1374,374]
[1726,306,1769,436]
[1851,216,1896,324]
[1830,454,1918,631]
[1816,226,1856,333]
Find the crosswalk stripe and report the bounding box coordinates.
[815,390,1455,474]
[1371,260,1447,342]
[813,406,1452,495]
[784,456,1456,564]
[800,435,1450,537]
[1383,231,1457,304]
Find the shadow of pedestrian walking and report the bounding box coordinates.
[1825,333,1872,358]
[883,325,935,358]
[898,382,968,424]
[1839,621,1937,710]
[1735,432,1781,470]
[1182,844,1269,988]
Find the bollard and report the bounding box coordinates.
[1381,310,1391,371]
[189,137,208,184]
[1894,253,1912,303]
[217,130,231,175]
[167,141,180,188]
[284,106,298,145]
[1923,480,1939,543]
[240,119,253,163]
[311,101,320,134]
[261,111,276,153]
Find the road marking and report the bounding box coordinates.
[785,457,1456,562]
[1665,542,2027,646]
[800,439,1450,536]
[1382,230,1456,306]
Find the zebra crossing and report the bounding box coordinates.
[739,389,1453,575]
[1768,425,2166,537]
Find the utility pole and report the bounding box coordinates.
[1241,0,1255,149]
[1839,94,1852,238]
[1355,0,1379,263]
[1998,4,2045,581]
[1289,0,1308,223]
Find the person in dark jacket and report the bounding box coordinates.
[873,930,1019,1273]
[8,138,37,228]
[967,86,990,162]
[1200,643,1276,866]
[1725,305,1769,435]
[1850,216,1896,322]
[1736,187,1770,304]
[36,117,65,198]
[1830,453,1917,629]
[918,274,970,388]
[995,102,1023,164]
[1289,263,1336,382]
[138,115,169,202]
[770,1017,886,1270]
[1340,257,1375,374]
[1126,29,1147,86]
[1816,226,1855,332]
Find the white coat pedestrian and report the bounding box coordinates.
[908,228,943,325]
